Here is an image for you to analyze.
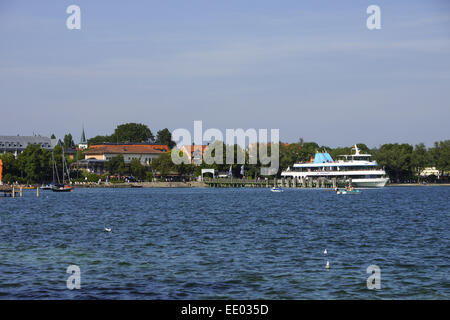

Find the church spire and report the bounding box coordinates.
[78,125,88,150]
[81,126,86,144]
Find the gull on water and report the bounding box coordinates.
[104,227,112,232]
[326,261,330,269]
[323,249,327,255]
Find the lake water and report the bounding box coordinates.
[0,187,448,299]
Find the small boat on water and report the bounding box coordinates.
[336,187,361,195]
[271,187,283,192]
[51,184,73,192]
[40,184,54,190]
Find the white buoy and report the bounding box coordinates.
[105,227,111,232]
[326,261,330,269]
[324,249,327,255]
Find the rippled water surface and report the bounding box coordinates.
[0,187,448,299]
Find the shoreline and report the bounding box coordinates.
[71,182,450,188]
[388,183,450,187]
[6,182,450,189]
[73,181,208,188]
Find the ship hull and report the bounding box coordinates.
[350,178,389,188]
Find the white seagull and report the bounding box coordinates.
[104,227,112,232]
[324,249,327,255]
[326,261,330,269]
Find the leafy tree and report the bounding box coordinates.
[299,141,320,162]
[430,140,450,177]
[0,152,21,182]
[88,135,113,146]
[155,128,176,149]
[112,123,154,143]
[279,142,303,172]
[87,123,155,146]
[51,134,56,139]
[105,155,126,175]
[149,151,176,178]
[373,143,414,182]
[64,133,75,149]
[130,159,146,180]
[411,143,431,182]
[17,144,52,183]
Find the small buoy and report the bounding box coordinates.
[324,249,327,255]
[105,227,111,232]
[326,261,330,269]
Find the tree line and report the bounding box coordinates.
[101,139,450,183]
[0,122,448,184]
[87,123,176,148]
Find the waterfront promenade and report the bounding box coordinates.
[2,181,449,191]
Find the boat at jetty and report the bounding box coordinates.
[271,187,283,192]
[51,149,73,192]
[281,145,389,188]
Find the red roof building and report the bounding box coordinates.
[84,143,168,165]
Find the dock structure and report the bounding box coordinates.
[0,185,19,197]
[0,185,40,198]
[203,178,348,188]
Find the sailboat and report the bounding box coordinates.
[51,148,73,192]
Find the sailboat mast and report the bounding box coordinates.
[62,148,65,184]
[52,151,55,183]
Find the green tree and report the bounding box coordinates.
[149,151,176,178]
[105,155,126,175]
[130,159,146,180]
[373,143,414,182]
[64,133,75,149]
[50,134,56,139]
[155,128,176,149]
[87,135,114,146]
[112,123,154,143]
[411,143,431,182]
[430,140,450,177]
[0,152,21,182]
[279,142,303,172]
[17,144,52,183]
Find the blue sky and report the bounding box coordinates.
[0,0,449,148]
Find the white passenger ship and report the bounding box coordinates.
[281,145,389,188]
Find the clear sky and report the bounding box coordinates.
[0,0,449,148]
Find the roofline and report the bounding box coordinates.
[84,150,166,154]
[293,162,378,167]
[90,142,167,146]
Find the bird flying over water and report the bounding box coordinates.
[105,227,111,232]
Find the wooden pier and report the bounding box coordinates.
[0,185,18,197]
[0,185,40,198]
[204,177,348,188]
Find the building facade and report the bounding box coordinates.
[180,145,209,165]
[83,143,169,165]
[0,135,59,157]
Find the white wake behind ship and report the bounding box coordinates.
[281,145,389,188]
